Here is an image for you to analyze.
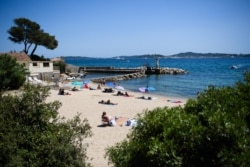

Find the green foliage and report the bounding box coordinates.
[0,84,92,167]
[0,54,28,91]
[106,72,250,167]
[53,61,66,73]
[30,54,50,61]
[8,17,58,56]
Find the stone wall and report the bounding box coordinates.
[91,72,147,83]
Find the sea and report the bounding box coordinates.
[64,56,250,99]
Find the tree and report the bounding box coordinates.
[53,61,66,73]
[8,17,58,56]
[106,72,250,167]
[0,84,92,166]
[0,54,28,91]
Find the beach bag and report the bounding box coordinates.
[126,119,137,127]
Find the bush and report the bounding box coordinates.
[53,61,66,73]
[106,72,250,167]
[0,54,28,91]
[0,84,92,167]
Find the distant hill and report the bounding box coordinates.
[112,54,166,59]
[167,52,250,58]
[113,52,250,59]
[63,52,250,59]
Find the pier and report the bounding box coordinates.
[65,57,188,83]
[78,66,187,75]
[77,56,187,75]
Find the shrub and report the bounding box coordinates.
[0,84,92,167]
[0,54,28,91]
[106,72,250,167]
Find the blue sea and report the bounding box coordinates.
[64,57,250,99]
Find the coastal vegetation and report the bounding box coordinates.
[0,54,28,91]
[7,17,58,58]
[0,84,92,167]
[106,72,250,166]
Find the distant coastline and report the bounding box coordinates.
[61,52,250,59]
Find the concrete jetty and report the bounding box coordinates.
[65,57,188,83]
[78,66,143,74]
[78,66,187,75]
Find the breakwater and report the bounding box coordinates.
[65,64,188,83]
[90,71,147,83]
[78,66,188,75]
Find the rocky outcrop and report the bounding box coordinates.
[160,68,188,74]
[91,72,147,83]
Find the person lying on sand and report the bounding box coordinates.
[71,87,79,91]
[116,91,124,96]
[103,88,114,93]
[99,99,118,105]
[137,96,156,100]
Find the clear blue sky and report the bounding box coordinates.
[1,0,250,58]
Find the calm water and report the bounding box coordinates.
[64,57,250,99]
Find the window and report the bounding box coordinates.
[33,62,38,67]
[43,62,50,67]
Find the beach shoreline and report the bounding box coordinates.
[47,81,188,167]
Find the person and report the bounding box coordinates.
[58,88,71,95]
[71,87,79,91]
[58,88,64,95]
[83,83,89,89]
[101,111,114,125]
[89,86,96,90]
[99,100,105,104]
[98,99,118,105]
[103,88,113,93]
[97,84,101,90]
[124,91,129,97]
[116,91,124,96]
[102,112,109,123]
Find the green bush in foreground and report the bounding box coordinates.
[106,72,250,167]
[0,84,92,167]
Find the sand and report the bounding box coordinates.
[46,82,187,167]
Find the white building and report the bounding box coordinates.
[1,52,60,81]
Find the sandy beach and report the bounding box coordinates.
[46,82,187,167]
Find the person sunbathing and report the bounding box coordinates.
[103,88,113,93]
[99,99,118,105]
[101,112,127,126]
[101,112,113,125]
[116,91,124,96]
[71,87,79,91]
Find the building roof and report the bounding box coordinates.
[0,52,31,62]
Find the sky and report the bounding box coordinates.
[1,0,250,58]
